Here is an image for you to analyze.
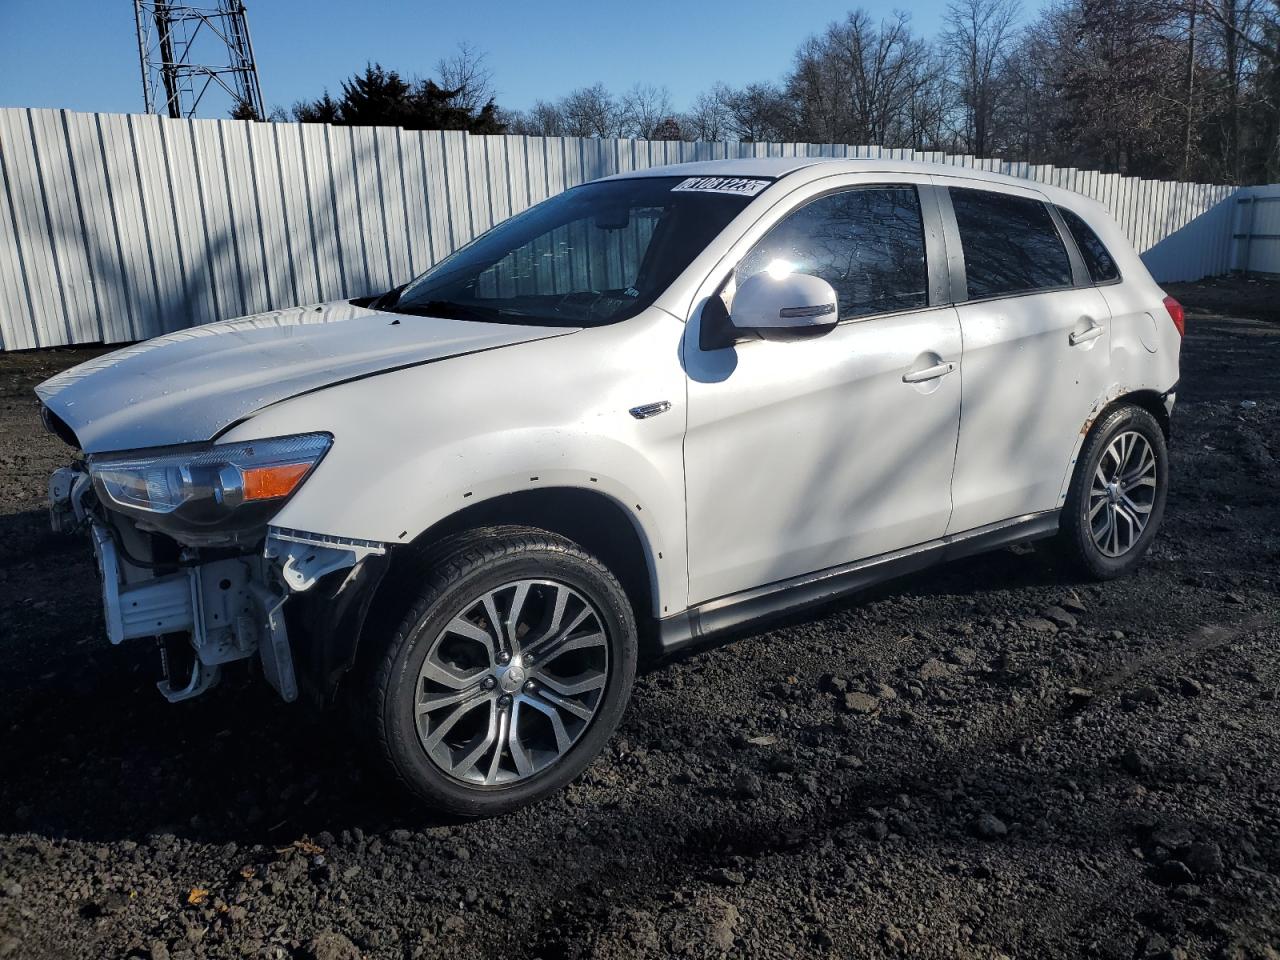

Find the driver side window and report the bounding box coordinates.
[734,185,928,321]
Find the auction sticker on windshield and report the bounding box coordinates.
[671,176,771,196]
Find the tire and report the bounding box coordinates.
[361,526,637,817]
[1057,404,1169,580]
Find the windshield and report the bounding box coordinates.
[382,176,767,326]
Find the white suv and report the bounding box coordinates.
[38,158,1182,815]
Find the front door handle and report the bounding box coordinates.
[902,361,956,384]
[1069,324,1104,346]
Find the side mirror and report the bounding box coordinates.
[730,272,838,342]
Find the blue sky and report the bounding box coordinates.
[0,0,970,118]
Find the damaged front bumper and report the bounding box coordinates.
[49,464,386,704]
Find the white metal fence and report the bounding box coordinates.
[1233,185,1280,275]
[0,106,1269,350]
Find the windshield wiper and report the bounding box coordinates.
[382,299,502,322]
[369,283,406,310]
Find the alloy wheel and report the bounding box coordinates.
[1088,430,1158,558]
[413,579,610,785]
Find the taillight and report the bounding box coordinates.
[1163,295,1185,337]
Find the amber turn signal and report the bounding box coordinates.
[242,461,312,501]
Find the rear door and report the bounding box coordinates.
[938,181,1113,533]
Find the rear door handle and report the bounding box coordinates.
[1069,324,1104,346]
[902,361,956,383]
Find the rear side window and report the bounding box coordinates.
[736,186,928,321]
[1057,206,1120,283]
[950,188,1072,299]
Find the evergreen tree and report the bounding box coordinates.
[289,62,506,133]
[291,91,342,124]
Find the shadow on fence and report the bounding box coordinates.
[0,106,1253,350]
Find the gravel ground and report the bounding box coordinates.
[0,280,1277,960]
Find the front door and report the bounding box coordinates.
[683,181,962,605]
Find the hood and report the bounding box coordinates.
[37,301,575,454]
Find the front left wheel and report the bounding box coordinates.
[362,527,637,817]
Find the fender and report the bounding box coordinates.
[219,309,692,618]
[1054,281,1182,505]
[1054,381,1178,508]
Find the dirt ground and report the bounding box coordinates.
[0,279,1277,960]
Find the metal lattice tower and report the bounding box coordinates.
[133,1,265,119]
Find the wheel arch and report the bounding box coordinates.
[301,486,660,709]
[1056,388,1172,509]
[1107,389,1171,439]
[391,486,659,629]
[1054,389,1170,580]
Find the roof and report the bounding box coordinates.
[603,155,1069,198]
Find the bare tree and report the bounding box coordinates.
[787,10,932,145]
[994,4,1078,162]
[942,0,1020,155]
[1191,0,1263,179]
[503,84,666,139]
[436,41,496,114]
[558,83,625,137]
[902,48,955,151]
[620,83,676,138]
[1062,0,1187,175]
[719,82,794,141]
[681,85,736,140]
[501,101,560,136]
[362,0,1280,183]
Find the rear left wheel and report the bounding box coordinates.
[362,527,637,817]
[1057,404,1169,580]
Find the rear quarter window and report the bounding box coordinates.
[950,188,1072,300]
[1057,206,1121,283]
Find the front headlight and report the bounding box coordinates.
[88,432,332,544]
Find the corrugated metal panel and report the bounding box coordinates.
[187,118,238,323]
[1234,185,1280,275]
[326,124,367,296]
[29,109,97,344]
[298,121,344,302]
[218,118,272,317]
[64,110,127,343]
[244,119,291,311]
[1,108,71,347]
[348,125,390,296]
[1,105,1271,349]
[161,113,219,329]
[396,128,430,279]
[272,121,318,305]
[103,111,162,339]
[0,114,36,351]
